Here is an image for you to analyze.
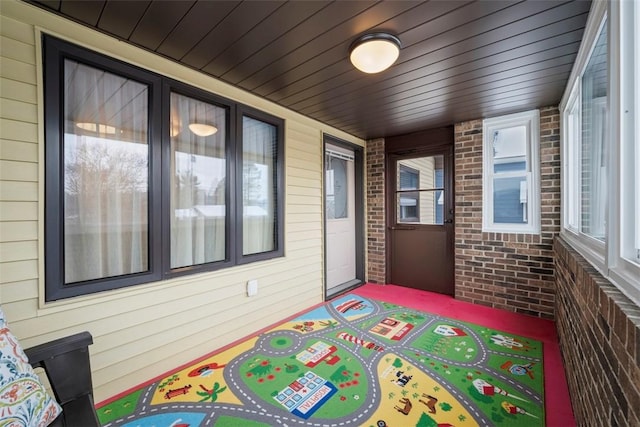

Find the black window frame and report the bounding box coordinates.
[236,105,285,265]
[161,80,236,277]
[43,35,285,301]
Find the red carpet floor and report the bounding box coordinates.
[98,283,574,426]
[351,283,574,427]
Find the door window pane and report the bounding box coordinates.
[170,93,227,268]
[398,191,419,222]
[326,156,348,219]
[396,156,444,225]
[581,21,608,241]
[398,165,420,222]
[243,116,277,255]
[63,60,149,283]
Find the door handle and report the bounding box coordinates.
[444,219,453,223]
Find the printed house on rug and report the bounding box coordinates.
[1,1,639,427]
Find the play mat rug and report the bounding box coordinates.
[97,295,545,427]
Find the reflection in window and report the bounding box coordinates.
[170,93,227,268]
[242,116,277,255]
[63,59,149,284]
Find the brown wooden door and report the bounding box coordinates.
[387,147,454,295]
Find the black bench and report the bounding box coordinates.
[24,331,100,427]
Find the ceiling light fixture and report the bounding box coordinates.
[349,33,401,74]
[188,123,218,137]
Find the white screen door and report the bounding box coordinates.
[325,144,356,294]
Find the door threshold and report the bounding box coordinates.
[326,279,363,301]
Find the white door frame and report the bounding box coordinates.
[323,135,364,299]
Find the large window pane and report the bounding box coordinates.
[242,116,277,255]
[581,21,608,241]
[63,60,149,284]
[170,93,227,268]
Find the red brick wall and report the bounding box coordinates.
[366,138,386,284]
[453,107,560,318]
[555,237,640,426]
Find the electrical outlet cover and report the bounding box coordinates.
[247,280,258,296]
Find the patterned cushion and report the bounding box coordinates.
[0,307,62,426]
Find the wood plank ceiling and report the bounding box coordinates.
[27,0,592,140]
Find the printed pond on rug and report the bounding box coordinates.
[98,295,545,427]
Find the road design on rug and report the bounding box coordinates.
[98,296,545,427]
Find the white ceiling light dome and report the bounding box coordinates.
[349,33,401,74]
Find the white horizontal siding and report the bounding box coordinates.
[1,259,38,286]
[0,35,36,64]
[0,181,38,201]
[0,57,37,85]
[0,14,35,44]
[0,279,38,303]
[0,220,38,242]
[0,159,38,181]
[0,139,38,162]
[0,0,364,403]
[0,201,38,221]
[0,241,38,262]
[0,118,38,142]
[0,97,38,123]
[0,78,37,103]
